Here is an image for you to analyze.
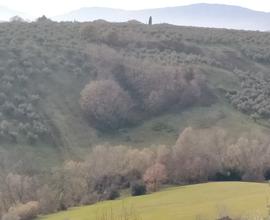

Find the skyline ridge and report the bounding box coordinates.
[0,2,270,18]
[1,3,270,31]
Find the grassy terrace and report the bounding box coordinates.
[39,182,270,220]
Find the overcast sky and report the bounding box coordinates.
[1,0,270,17]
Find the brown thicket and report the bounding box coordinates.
[80,63,212,131]
[113,64,208,114]
[1,127,270,219]
[80,80,134,130]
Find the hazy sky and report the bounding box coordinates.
[1,0,270,17]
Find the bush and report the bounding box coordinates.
[6,202,39,220]
[108,189,120,200]
[264,169,270,180]
[2,212,20,220]
[210,169,242,182]
[131,182,146,196]
[80,80,134,130]
[93,174,127,201]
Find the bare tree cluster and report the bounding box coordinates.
[113,64,210,114]
[80,64,212,131]
[2,127,270,219]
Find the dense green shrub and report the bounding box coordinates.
[131,182,146,196]
[210,169,242,182]
[264,169,270,180]
[108,189,120,200]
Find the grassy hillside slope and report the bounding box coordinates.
[4,20,270,220]
[39,182,270,220]
[2,19,270,169]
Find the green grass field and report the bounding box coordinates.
[39,182,270,220]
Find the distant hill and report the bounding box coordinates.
[0,6,28,21]
[54,3,270,31]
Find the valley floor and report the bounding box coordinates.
[38,182,270,220]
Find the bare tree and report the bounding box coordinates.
[80,80,134,130]
[143,163,167,192]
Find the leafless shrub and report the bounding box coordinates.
[80,80,134,130]
[4,201,39,220]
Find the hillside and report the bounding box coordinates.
[3,19,270,220]
[39,182,270,220]
[1,19,270,167]
[54,4,270,31]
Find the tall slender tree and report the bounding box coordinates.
[148,16,152,25]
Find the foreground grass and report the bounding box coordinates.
[39,182,270,220]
